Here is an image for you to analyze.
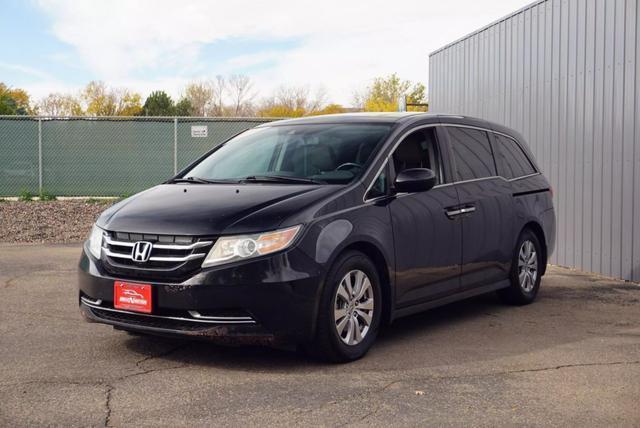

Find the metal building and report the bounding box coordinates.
[429,0,640,281]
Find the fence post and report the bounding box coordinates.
[38,118,42,194]
[173,117,178,175]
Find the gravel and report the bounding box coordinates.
[0,200,114,244]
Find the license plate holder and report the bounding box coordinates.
[114,281,152,313]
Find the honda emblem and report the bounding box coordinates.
[131,241,153,262]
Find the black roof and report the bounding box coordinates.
[259,112,437,126]
[257,112,525,145]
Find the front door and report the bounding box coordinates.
[387,126,463,307]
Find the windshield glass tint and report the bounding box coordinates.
[184,124,392,184]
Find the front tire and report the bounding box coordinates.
[498,229,543,305]
[306,251,382,363]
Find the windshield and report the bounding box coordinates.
[182,123,392,184]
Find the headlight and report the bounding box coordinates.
[88,224,104,259]
[202,225,302,268]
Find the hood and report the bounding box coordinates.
[98,183,336,236]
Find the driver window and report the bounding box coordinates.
[365,127,441,201]
[392,128,441,184]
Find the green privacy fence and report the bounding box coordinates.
[0,116,274,196]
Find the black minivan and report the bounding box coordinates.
[79,113,555,362]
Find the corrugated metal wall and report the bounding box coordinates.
[429,0,639,282]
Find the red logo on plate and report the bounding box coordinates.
[114,281,152,313]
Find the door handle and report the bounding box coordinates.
[446,208,464,218]
[445,205,476,218]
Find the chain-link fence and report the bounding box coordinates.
[0,116,274,196]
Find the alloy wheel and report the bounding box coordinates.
[333,270,374,346]
[518,240,538,292]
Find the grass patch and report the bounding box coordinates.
[116,192,134,202]
[85,197,113,205]
[38,190,57,201]
[18,189,34,202]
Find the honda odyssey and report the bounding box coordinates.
[78,113,555,362]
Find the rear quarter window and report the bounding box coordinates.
[494,134,537,179]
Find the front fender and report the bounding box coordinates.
[296,203,395,322]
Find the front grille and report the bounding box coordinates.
[101,231,215,282]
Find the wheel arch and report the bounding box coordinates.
[521,221,548,276]
[337,241,393,326]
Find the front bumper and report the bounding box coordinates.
[78,242,325,344]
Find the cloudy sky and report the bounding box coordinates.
[1,0,532,106]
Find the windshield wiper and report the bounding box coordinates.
[166,176,237,184]
[241,175,325,185]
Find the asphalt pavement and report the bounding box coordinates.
[0,243,638,427]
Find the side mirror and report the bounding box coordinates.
[394,168,437,193]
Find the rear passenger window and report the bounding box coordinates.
[494,134,537,179]
[447,127,496,181]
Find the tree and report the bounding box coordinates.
[0,83,32,115]
[356,74,427,112]
[256,85,325,117]
[37,93,83,116]
[142,91,175,116]
[6,88,32,114]
[0,83,17,114]
[311,103,346,115]
[227,74,255,116]
[209,75,226,116]
[82,81,116,116]
[256,104,306,118]
[184,81,213,116]
[81,81,142,116]
[174,98,193,116]
[0,93,19,115]
[114,90,142,116]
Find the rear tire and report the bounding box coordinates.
[305,251,382,363]
[498,229,543,305]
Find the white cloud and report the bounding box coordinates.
[0,62,54,81]
[33,0,533,105]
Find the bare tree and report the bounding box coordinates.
[227,74,255,116]
[208,75,226,116]
[274,85,325,112]
[37,93,83,116]
[307,86,327,113]
[256,85,329,117]
[351,88,367,110]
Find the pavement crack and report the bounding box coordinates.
[496,360,640,376]
[0,379,104,388]
[104,384,114,427]
[1,269,77,289]
[2,273,31,289]
[403,360,640,385]
[134,343,189,372]
[0,349,191,390]
[336,361,640,425]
